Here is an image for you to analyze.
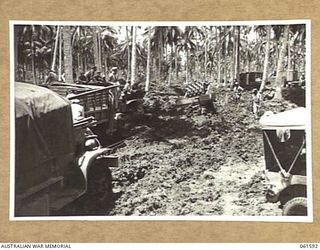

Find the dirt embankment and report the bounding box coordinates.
[108,83,296,216]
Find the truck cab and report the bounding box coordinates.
[259,107,308,216]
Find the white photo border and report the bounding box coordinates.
[9,19,313,222]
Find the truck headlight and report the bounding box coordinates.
[85,138,99,151]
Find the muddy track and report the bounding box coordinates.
[104,85,295,216]
[64,84,294,216]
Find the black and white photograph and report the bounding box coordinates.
[10,20,311,220]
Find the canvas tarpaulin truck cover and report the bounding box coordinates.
[15,82,75,193]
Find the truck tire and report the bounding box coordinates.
[87,159,113,205]
[282,197,307,216]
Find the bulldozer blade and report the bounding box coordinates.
[176,96,199,106]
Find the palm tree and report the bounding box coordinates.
[71,26,93,73]
[51,26,60,72]
[16,25,54,84]
[58,29,62,81]
[222,26,232,86]
[288,24,306,72]
[100,26,117,76]
[177,26,196,84]
[274,25,290,99]
[71,25,117,77]
[216,26,222,86]
[166,26,182,85]
[230,26,236,83]
[149,27,167,82]
[112,27,145,81]
[112,26,132,82]
[92,26,101,72]
[259,25,271,91]
[145,26,152,92]
[203,26,210,81]
[148,26,182,83]
[130,26,137,86]
[235,26,241,84]
[62,26,73,83]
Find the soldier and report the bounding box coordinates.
[299,73,305,87]
[85,66,97,83]
[93,71,104,84]
[66,92,84,123]
[252,88,262,119]
[233,79,244,103]
[263,82,275,100]
[108,67,122,110]
[45,69,58,84]
[109,67,118,83]
[78,71,87,84]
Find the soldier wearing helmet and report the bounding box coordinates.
[109,67,118,83]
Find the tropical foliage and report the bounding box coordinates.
[14,24,306,98]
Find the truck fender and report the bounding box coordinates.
[78,148,118,190]
[278,184,307,206]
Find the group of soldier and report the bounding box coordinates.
[44,65,119,86]
[77,66,119,85]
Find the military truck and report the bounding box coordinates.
[239,72,263,90]
[14,82,118,216]
[44,82,121,136]
[260,108,308,216]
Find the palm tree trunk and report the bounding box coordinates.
[104,55,108,78]
[204,35,208,81]
[259,25,271,92]
[98,30,102,72]
[58,30,62,81]
[93,26,101,71]
[288,31,292,70]
[231,26,235,83]
[217,27,221,86]
[235,26,241,83]
[51,26,60,71]
[83,55,86,73]
[153,57,157,80]
[131,26,137,86]
[168,46,173,86]
[292,45,296,71]
[23,63,26,81]
[255,32,259,71]
[196,39,199,81]
[164,44,167,64]
[145,26,151,92]
[275,41,279,71]
[77,52,80,79]
[174,43,178,80]
[31,38,36,84]
[185,50,189,84]
[275,25,289,99]
[158,47,161,82]
[63,26,73,83]
[159,33,163,82]
[223,27,227,86]
[126,26,131,84]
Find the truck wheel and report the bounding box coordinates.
[282,197,307,216]
[87,160,113,204]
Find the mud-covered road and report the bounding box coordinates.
[105,83,297,216]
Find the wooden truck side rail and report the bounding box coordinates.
[45,82,120,129]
